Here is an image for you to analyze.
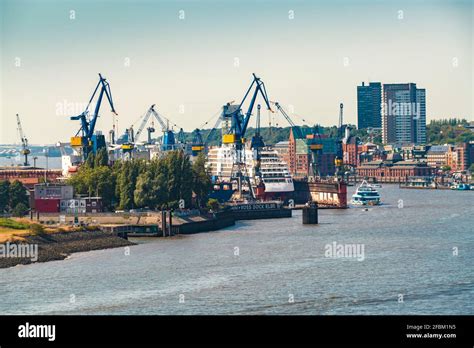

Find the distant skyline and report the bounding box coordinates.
[1,0,473,144]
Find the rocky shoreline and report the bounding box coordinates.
[0,230,135,269]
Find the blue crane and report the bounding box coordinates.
[222,73,272,149]
[70,73,117,160]
[148,105,176,151]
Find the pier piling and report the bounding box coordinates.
[302,201,318,224]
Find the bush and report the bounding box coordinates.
[29,224,46,236]
[206,198,220,211]
[12,203,29,217]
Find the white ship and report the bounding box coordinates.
[206,144,294,200]
[351,180,381,206]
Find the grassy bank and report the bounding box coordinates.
[0,218,135,269]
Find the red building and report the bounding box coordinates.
[357,159,434,181]
[288,127,337,177]
[342,134,359,167]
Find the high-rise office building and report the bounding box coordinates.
[382,83,426,145]
[357,82,382,129]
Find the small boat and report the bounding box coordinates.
[450,183,471,191]
[351,180,381,206]
[368,183,382,188]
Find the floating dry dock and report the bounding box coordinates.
[226,201,292,220]
[293,179,347,208]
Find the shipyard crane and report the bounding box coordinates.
[133,105,157,145]
[190,107,226,156]
[191,129,205,156]
[131,104,179,151]
[220,74,273,198]
[309,125,324,178]
[335,103,344,177]
[148,105,176,150]
[222,73,272,150]
[16,113,30,166]
[177,128,186,144]
[250,104,265,150]
[271,101,304,139]
[70,73,117,161]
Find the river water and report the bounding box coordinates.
[1,185,472,315]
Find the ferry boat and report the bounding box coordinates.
[206,145,294,201]
[450,183,471,191]
[351,180,381,206]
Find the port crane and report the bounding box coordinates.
[222,74,272,150]
[127,104,180,152]
[271,102,304,139]
[16,113,30,166]
[190,105,227,156]
[70,73,117,161]
[335,103,344,177]
[221,74,273,196]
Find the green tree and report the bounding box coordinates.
[0,180,11,213]
[206,198,219,211]
[94,147,109,167]
[165,150,193,208]
[12,203,29,217]
[192,152,212,207]
[84,152,95,169]
[116,160,139,210]
[9,181,28,211]
[134,171,154,208]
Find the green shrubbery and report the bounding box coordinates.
[0,218,30,230]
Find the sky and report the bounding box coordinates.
[0,0,473,144]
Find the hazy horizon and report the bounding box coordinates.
[1,0,473,144]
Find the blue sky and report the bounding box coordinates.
[0,0,472,144]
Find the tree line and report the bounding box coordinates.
[68,148,212,211]
[0,180,29,216]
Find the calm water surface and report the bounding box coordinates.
[1,185,473,314]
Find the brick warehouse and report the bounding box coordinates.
[287,127,337,177]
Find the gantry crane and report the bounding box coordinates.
[70,73,117,161]
[16,114,30,166]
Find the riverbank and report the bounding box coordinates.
[0,230,135,269]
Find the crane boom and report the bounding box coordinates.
[134,105,155,142]
[222,73,272,148]
[16,113,30,166]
